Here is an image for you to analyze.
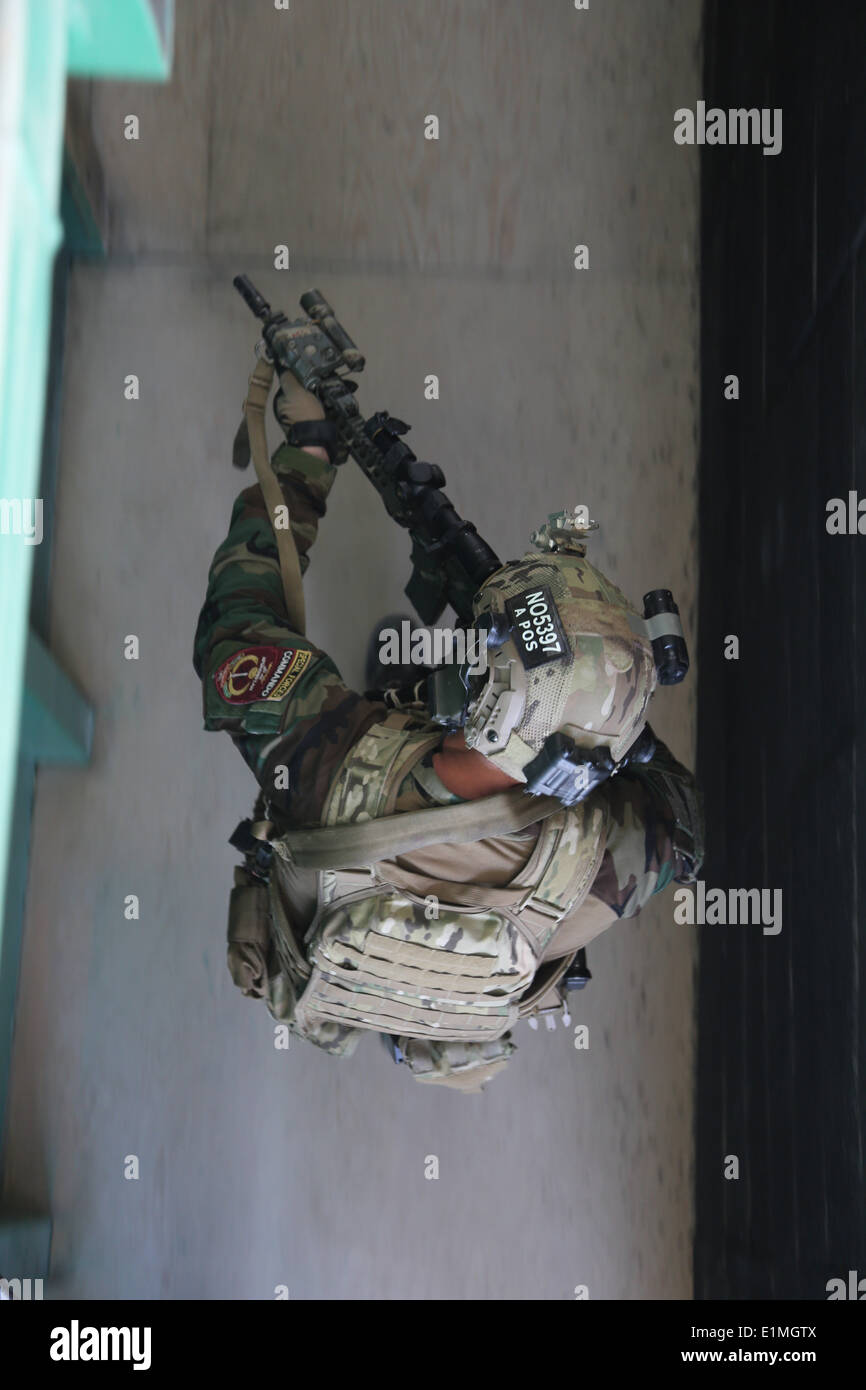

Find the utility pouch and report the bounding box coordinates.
[226,866,273,999]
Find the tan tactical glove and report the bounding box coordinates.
[274,371,325,432]
[273,371,340,462]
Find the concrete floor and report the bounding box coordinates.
[2,0,700,1298]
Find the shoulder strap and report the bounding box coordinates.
[276,785,563,869]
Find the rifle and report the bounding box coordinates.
[233,275,501,626]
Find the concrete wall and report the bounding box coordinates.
[2,0,700,1299]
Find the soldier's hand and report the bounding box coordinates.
[274,370,326,438]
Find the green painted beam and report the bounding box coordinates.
[20,629,93,765]
[0,0,171,1181]
[0,0,68,955]
[67,0,175,81]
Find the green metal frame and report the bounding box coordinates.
[67,0,174,81]
[0,0,173,1258]
[0,0,68,969]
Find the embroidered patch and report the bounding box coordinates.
[214,645,312,706]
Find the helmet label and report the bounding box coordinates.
[504,587,569,669]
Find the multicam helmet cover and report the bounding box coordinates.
[463,510,657,781]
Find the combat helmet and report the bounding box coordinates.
[450,508,689,805]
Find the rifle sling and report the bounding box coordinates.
[244,354,307,635]
[274,787,562,869]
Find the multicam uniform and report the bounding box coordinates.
[193,441,698,1090]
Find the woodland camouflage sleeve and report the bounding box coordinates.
[192,441,386,826]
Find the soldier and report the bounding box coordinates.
[193,369,703,1092]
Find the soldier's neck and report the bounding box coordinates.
[432,730,522,800]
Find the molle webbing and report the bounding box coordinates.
[300,956,519,1033]
[296,984,512,1039]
